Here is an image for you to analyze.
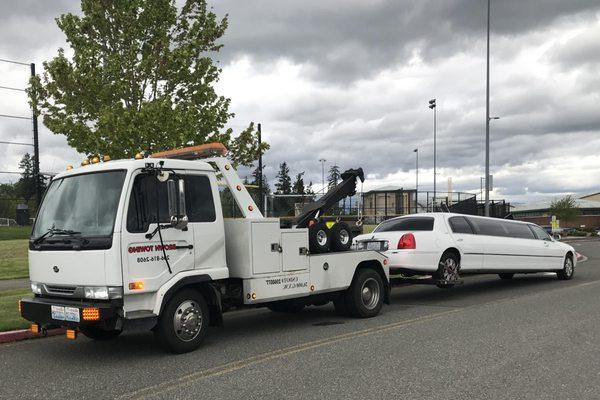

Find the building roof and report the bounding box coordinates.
[513,198,600,213]
[363,185,415,194]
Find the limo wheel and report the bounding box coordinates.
[435,252,460,289]
[155,289,209,354]
[498,273,514,280]
[557,255,575,280]
[345,269,384,318]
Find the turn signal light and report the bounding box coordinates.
[82,307,100,321]
[397,233,416,249]
[128,281,144,291]
[30,323,40,334]
[66,165,73,170]
[66,329,77,340]
[18,300,22,313]
[134,153,143,160]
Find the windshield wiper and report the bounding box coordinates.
[32,227,82,245]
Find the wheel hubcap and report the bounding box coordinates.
[360,278,380,310]
[441,258,459,281]
[317,230,328,246]
[339,229,350,245]
[565,258,573,277]
[173,300,202,342]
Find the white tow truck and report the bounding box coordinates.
[20,143,389,353]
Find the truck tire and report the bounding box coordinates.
[344,268,384,318]
[80,326,122,341]
[557,255,575,280]
[155,289,209,354]
[330,222,352,252]
[434,252,460,289]
[309,221,331,253]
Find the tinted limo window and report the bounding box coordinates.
[503,221,535,239]
[468,218,507,236]
[374,217,434,233]
[448,216,473,234]
[530,225,552,241]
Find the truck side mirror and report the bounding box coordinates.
[167,178,188,230]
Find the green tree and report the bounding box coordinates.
[292,172,305,195]
[16,153,46,202]
[327,164,341,191]
[275,162,292,194]
[27,0,267,165]
[550,195,580,224]
[249,164,269,205]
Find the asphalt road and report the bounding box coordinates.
[1,240,599,400]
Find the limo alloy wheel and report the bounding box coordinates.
[557,255,575,280]
[435,252,460,289]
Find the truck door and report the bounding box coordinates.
[183,173,226,272]
[122,172,195,295]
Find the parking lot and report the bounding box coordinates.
[0,239,598,399]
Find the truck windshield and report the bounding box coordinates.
[32,170,126,238]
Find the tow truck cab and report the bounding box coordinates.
[20,143,389,353]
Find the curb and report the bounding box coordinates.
[576,252,587,263]
[0,328,64,344]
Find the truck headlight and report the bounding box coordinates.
[31,282,42,294]
[84,286,123,300]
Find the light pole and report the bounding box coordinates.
[484,0,491,216]
[428,99,437,209]
[414,148,418,214]
[319,158,326,193]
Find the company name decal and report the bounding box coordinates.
[128,244,177,253]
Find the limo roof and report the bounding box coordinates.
[386,212,533,225]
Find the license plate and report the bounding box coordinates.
[51,305,80,322]
[366,241,383,251]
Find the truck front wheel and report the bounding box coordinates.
[155,289,209,354]
[345,268,384,318]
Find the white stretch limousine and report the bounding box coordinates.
[353,213,576,288]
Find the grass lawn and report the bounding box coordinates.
[0,226,31,241]
[362,224,377,234]
[0,240,29,280]
[0,289,30,331]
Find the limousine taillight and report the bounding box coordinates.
[397,233,416,249]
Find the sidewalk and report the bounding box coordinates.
[0,278,29,291]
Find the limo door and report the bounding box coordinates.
[447,216,483,271]
[529,225,565,270]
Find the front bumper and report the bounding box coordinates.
[20,296,121,330]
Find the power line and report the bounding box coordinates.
[0,113,31,121]
[0,85,25,92]
[0,141,33,146]
[0,58,29,67]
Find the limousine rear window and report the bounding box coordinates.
[468,218,507,236]
[374,217,434,233]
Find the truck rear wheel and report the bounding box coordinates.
[344,268,384,318]
[330,222,352,252]
[80,326,122,341]
[309,221,331,253]
[155,289,209,354]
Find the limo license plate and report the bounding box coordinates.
[366,241,384,251]
[51,306,80,322]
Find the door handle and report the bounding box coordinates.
[456,238,464,242]
[175,245,193,250]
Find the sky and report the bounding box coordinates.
[0,0,599,205]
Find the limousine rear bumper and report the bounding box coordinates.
[385,250,440,273]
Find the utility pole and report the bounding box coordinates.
[319,158,326,194]
[257,123,263,213]
[414,148,418,214]
[428,99,437,210]
[30,63,42,207]
[484,0,491,216]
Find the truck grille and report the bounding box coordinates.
[45,285,77,296]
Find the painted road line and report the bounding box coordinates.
[120,278,600,400]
